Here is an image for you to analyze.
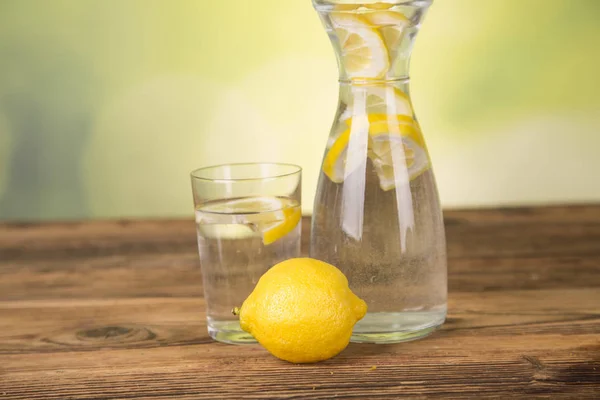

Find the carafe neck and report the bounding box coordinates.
[314,1,431,83]
[336,80,414,123]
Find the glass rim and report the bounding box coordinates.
[190,162,302,183]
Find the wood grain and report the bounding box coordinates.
[1,205,600,399]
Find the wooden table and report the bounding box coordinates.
[1,206,599,399]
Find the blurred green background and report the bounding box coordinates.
[0,0,599,221]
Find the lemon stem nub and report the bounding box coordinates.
[232,307,241,316]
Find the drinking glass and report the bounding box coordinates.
[191,163,302,344]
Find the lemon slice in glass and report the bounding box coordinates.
[258,204,302,245]
[196,196,301,245]
[195,223,258,241]
[330,13,390,80]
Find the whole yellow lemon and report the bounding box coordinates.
[237,257,367,363]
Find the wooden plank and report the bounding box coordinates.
[1,206,599,398]
[2,205,600,265]
[1,322,599,398]
[3,220,599,262]
[448,255,600,292]
[443,204,600,225]
[1,341,599,399]
[2,207,600,301]
[2,252,599,301]
[0,288,599,355]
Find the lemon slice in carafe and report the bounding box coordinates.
[339,85,413,119]
[364,10,410,61]
[322,115,430,190]
[330,13,390,80]
[367,119,430,190]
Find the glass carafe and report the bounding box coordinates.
[311,0,446,343]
